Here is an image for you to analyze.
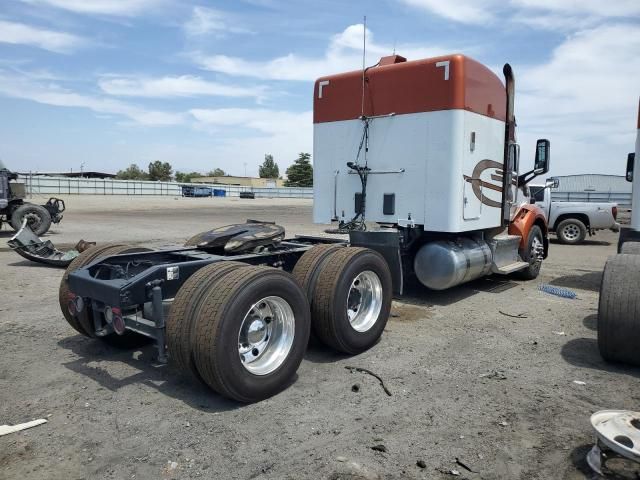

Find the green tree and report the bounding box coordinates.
[116,164,148,180]
[175,171,203,183]
[207,168,226,177]
[284,153,313,187]
[259,154,280,178]
[148,161,173,181]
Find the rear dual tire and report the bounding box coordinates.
[167,265,311,403]
[294,245,392,354]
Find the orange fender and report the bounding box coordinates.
[508,204,549,257]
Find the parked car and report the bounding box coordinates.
[181,186,213,197]
[528,184,620,244]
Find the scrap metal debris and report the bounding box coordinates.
[437,468,461,476]
[538,284,577,299]
[479,370,507,380]
[0,418,47,436]
[345,366,392,396]
[588,410,640,476]
[455,457,476,473]
[7,222,94,268]
[498,310,528,319]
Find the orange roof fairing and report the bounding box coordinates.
[313,54,506,124]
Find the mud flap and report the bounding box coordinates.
[349,230,403,295]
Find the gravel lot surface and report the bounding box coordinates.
[1,196,638,479]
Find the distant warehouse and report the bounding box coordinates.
[192,175,285,188]
[550,174,632,207]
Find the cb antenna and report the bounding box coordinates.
[360,15,367,118]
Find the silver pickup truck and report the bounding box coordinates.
[528,184,620,244]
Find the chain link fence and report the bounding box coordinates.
[18,175,313,199]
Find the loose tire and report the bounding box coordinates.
[515,225,545,280]
[11,204,52,236]
[166,261,247,378]
[556,218,587,244]
[310,247,392,354]
[292,244,344,298]
[598,254,640,366]
[193,266,310,402]
[621,242,640,255]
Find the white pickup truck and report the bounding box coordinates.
[528,184,620,244]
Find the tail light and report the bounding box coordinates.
[110,307,125,335]
[612,206,618,220]
[67,294,84,316]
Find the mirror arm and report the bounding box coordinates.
[517,169,538,187]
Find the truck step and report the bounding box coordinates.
[489,234,523,273]
[494,261,529,274]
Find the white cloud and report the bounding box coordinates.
[184,6,250,37]
[399,0,640,26]
[515,24,640,175]
[189,108,311,136]
[188,108,313,175]
[511,0,640,18]
[19,0,167,16]
[0,20,84,53]
[399,0,496,24]
[0,72,184,126]
[194,24,449,81]
[98,75,265,99]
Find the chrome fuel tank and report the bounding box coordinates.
[414,238,492,290]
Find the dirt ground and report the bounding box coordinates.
[1,195,638,480]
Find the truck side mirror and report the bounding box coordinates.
[545,177,559,189]
[627,152,635,182]
[534,139,550,174]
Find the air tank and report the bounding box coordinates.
[413,237,493,290]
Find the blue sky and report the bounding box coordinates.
[0,0,638,177]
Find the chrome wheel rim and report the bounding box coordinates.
[562,224,580,241]
[347,270,383,332]
[238,296,295,375]
[532,236,544,264]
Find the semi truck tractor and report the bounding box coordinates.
[59,53,551,402]
[598,100,640,366]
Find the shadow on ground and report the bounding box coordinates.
[583,314,597,331]
[550,238,611,246]
[569,443,640,479]
[550,270,603,292]
[58,335,243,412]
[398,276,519,307]
[560,337,640,379]
[58,333,348,407]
